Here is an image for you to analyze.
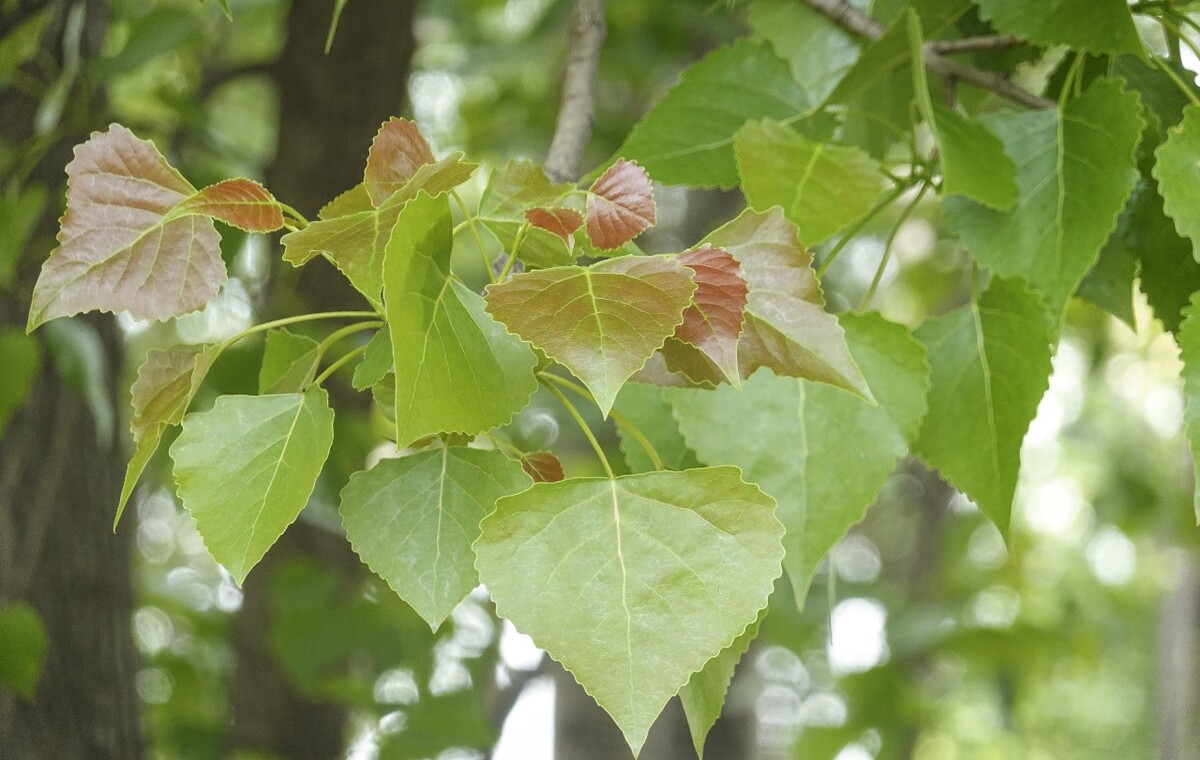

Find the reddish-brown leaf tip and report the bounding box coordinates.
[178,178,285,232]
[524,206,584,241]
[520,451,565,483]
[663,245,748,384]
[586,159,656,250]
[364,118,437,206]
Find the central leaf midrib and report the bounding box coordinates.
[610,479,636,723]
[237,394,309,574]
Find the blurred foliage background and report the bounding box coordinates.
[3,0,1200,758]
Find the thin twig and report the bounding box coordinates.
[929,35,1023,54]
[544,0,607,182]
[801,0,1054,109]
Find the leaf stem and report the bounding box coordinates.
[538,372,665,471]
[485,431,526,459]
[316,320,383,357]
[816,183,910,277]
[216,311,380,353]
[539,376,614,479]
[1152,51,1200,107]
[495,224,529,284]
[451,190,496,284]
[312,344,369,387]
[859,182,930,310]
[277,201,310,229]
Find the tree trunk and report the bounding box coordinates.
[0,2,142,758]
[1158,555,1200,760]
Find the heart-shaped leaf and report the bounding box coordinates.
[586,160,656,250]
[475,467,783,755]
[364,117,437,206]
[660,246,747,385]
[484,255,696,416]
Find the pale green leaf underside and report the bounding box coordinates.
[679,612,762,759]
[944,78,1143,315]
[339,447,530,629]
[475,467,784,754]
[914,277,1053,535]
[669,312,928,607]
[170,387,335,584]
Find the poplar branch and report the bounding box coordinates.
[544,0,608,182]
[930,34,1024,54]
[801,0,1055,109]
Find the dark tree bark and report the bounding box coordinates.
[224,1,417,756]
[0,2,143,758]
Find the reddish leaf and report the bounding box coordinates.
[524,207,584,241]
[520,451,565,483]
[364,117,436,206]
[177,178,285,232]
[586,159,656,249]
[27,124,225,330]
[661,246,747,385]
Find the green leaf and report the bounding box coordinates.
[384,193,537,445]
[611,383,703,473]
[914,277,1054,535]
[340,447,530,630]
[945,78,1143,315]
[0,328,40,437]
[170,387,336,584]
[973,0,1144,57]
[258,328,320,394]
[1133,182,1200,333]
[679,612,762,760]
[669,312,928,606]
[616,40,811,189]
[1177,293,1200,522]
[475,467,784,754]
[1077,226,1137,327]
[485,256,696,416]
[0,184,47,290]
[735,119,885,245]
[749,0,861,104]
[1154,105,1200,262]
[702,208,870,398]
[352,325,391,390]
[825,15,912,107]
[0,603,47,699]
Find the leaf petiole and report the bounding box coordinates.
[494,223,529,284]
[538,372,665,471]
[538,376,614,479]
[312,344,369,387]
[859,182,930,310]
[817,183,910,277]
[315,320,383,358]
[277,201,310,229]
[451,190,496,283]
[216,311,380,354]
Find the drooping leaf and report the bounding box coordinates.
[945,78,1143,315]
[616,40,811,189]
[280,155,476,307]
[1177,293,1200,522]
[585,160,656,250]
[670,312,928,606]
[519,450,565,483]
[170,387,336,584]
[258,328,321,394]
[27,124,225,330]
[339,447,531,630]
[0,329,40,437]
[384,193,537,445]
[1154,105,1200,262]
[364,117,436,206]
[679,612,762,760]
[484,256,696,416]
[525,206,584,240]
[973,0,1144,57]
[612,382,703,473]
[0,603,47,699]
[659,246,747,386]
[914,277,1054,535]
[474,467,784,754]
[352,325,391,390]
[735,119,885,245]
[703,208,870,398]
[1133,183,1200,333]
[176,178,285,232]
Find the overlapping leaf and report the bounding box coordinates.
[669,313,928,606]
[703,207,870,398]
[339,447,531,629]
[478,159,577,269]
[474,467,784,754]
[748,0,860,104]
[616,39,811,188]
[525,207,583,240]
[679,613,762,759]
[175,177,285,232]
[735,119,886,245]
[352,325,392,390]
[484,256,696,416]
[1154,106,1200,262]
[914,277,1053,535]
[519,451,565,483]
[364,117,437,205]
[973,0,1144,57]
[170,387,335,584]
[585,160,656,250]
[258,328,320,394]
[945,79,1143,315]
[658,246,747,386]
[1177,294,1200,522]
[612,383,703,474]
[384,193,537,445]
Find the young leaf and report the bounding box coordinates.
[474,467,784,755]
[669,312,929,606]
[612,383,703,474]
[525,207,584,240]
[258,328,321,394]
[519,450,565,483]
[175,178,285,232]
[384,193,537,445]
[352,325,391,390]
[585,160,656,250]
[659,246,747,386]
[484,256,696,416]
[339,447,531,630]
[914,277,1054,536]
[27,124,225,331]
[364,117,437,206]
[1154,106,1200,262]
[616,39,811,188]
[973,0,1144,57]
[170,387,336,584]
[703,207,870,398]
[1177,294,1200,522]
[479,159,574,219]
[945,78,1143,316]
[679,612,762,759]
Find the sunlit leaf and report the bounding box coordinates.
[176,177,285,232]
[170,387,335,584]
[340,447,531,629]
[1154,105,1200,262]
[585,160,656,250]
[475,467,784,754]
[660,246,747,386]
[973,0,1144,57]
[364,117,437,206]
[679,612,762,759]
[485,256,696,416]
[258,328,320,394]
